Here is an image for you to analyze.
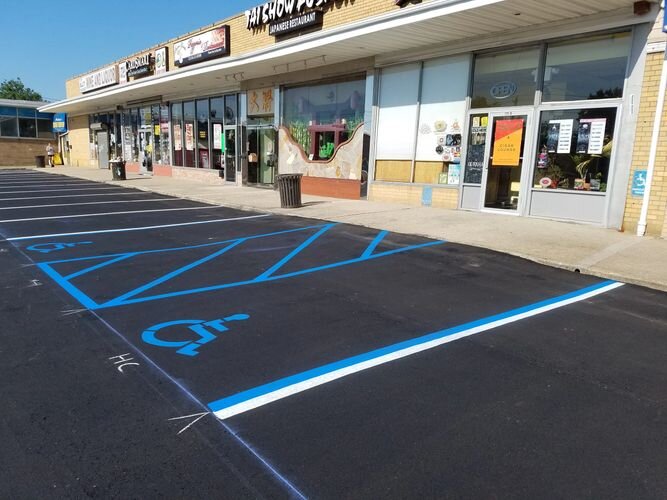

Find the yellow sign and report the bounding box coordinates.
[154,125,161,136]
[492,118,524,167]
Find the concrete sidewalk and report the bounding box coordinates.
[14,165,667,292]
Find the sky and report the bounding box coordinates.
[0,0,260,102]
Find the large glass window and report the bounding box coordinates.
[18,108,36,138]
[471,47,540,108]
[543,33,631,102]
[225,95,237,126]
[171,102,183,166]
[183,101,195,167]
[159,104,170,165]
[0,107,18,137]
[210,97,225,170]
[196,99,210,168]
[533,107,617,192]
[282,78,365,160]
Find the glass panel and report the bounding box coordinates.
[533,107,616,192]
[224,95,237,125]
[196,99,210,168]
[18,117,36,138]
[36,119,54,139]
[224,128,236,181]
[139,107,153,171]
[171,102,183,166]
[0,106,16,117]
[259,128,276,184]
[0,115,18,136]
[17,108,36,118]
[159,105,170,165]
[463,114,489,184]
[210,97,224,170]
[471,48,540,108]
[543,33,630,101]
[484,115,527,210]
[152,105,162,164]
[183,101,195,167]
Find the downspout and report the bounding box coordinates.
[637,43,667,236]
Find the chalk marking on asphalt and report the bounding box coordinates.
[208,280,624,420]
[168,411,211,435]
[0,198,175,210]
[0,205,220,223]
[0,192,152,202]
[0,187,119,195]
[6,213,271,241]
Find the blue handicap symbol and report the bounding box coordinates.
[26,241,92,254]
[141,314,249,357]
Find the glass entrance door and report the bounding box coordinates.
[482,112,531,211]
[247,126,276,185]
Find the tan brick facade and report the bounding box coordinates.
[67,115,93,167]
[0,138,53,167]
[622,50,667,237]
[369,183,459,209]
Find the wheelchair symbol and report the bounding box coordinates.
[26,241,92,254]
[141,314,249,357]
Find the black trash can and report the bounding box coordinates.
[110,160,126,181]
[276,173,303,208]
[35,155,46,168]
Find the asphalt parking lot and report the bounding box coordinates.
[1,169,666,499]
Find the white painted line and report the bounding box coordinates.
[0,182,99,188]
[0,205,218,223]
[7,213,271,240]
[0,198,176,211]
[0,192,152,202]
[208,281,624,420]
[0,187,119,195]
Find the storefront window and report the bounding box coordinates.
[159,105,170,165]
[533,107,617,192]
[196,99,210,168]
[282,78,365,159]
[210,97,225,170]
[18,108,36,138]
[171,102,183,166]
[225,95,237,126]
[183,101,195,167]
[471,47,540,108]
[0,107,18,137]
[463,113,489,184]
[543,33,630,102]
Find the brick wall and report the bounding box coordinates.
[0,138,52,166]
[369,183,459,208]
[67,115,94,167]
[622,50,667,236]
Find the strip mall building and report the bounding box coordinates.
[41,0,667,236]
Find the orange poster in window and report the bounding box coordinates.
[492,118,524,167]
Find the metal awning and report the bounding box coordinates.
[40,0,650,115]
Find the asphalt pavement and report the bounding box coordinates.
[1,169,666,499]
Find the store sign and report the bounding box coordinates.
[174,27,230,67]
[52,113,67,133]
[155,47,168,75]
[269,10,323,36]
[490,81,517,100]
[124,53,153,78]
[247,87,274,116]
[245,0,330,30]
[492,118,524,167]
[79,65,118,93]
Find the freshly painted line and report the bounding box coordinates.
[0,182,99,188]
[0,192,151,202]
[38,263,100,309]
[208,280,624,420]
[0,205,217,223]
[0,198,173,210]
[361,230,388,258]
[255,224,335,280]
[7,213,271,241]
[63,253,138,280]
[0,186,119,195]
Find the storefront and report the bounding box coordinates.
[40,0,665,233]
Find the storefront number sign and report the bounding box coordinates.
[492,118,524,167]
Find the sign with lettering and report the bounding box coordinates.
[245,0,330,30]
[155,47,168,75]
[492,118,524,167]
[247,87,274,116]
[174,27,230,67]
[269,10,323,36]
[52,113,67,133]
[124,53,153,78]
[79,65,118,93]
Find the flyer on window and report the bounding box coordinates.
[577,118,606,154]
[185,123,194,151]
[547,119,573,153]
[173,124,182,151]
[213,124,222,149]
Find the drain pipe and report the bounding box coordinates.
[637,45,667,236]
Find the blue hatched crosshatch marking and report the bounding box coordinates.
[37,223,445,310]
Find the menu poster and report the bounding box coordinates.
[185,123,194,151]
[547,119,574,153]
[492,118,524,167]
[447,164,461,185]
[464,121,487,184]
[173,124,182,151]
[213,124,222,149]
[577,118,606,154]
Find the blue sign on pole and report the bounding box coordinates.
[52,113,67,133]
[632,170,647,197]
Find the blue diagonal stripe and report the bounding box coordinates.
[64,253,137,280]
[360,230,388,259]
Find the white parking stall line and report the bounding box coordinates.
[0,187,120,195]
[0,192,155,202]
[0,183,101,189]
[0,205,220,223]
[0,198,175,210]
[7,214,271,240]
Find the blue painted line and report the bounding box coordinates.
[37,263,99,310]
[105,239,247,307]
[64,253,138,280]
[207,280,621,415]
[93,240,445,309]
[255,224,335,280]
[360,230,388,259]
